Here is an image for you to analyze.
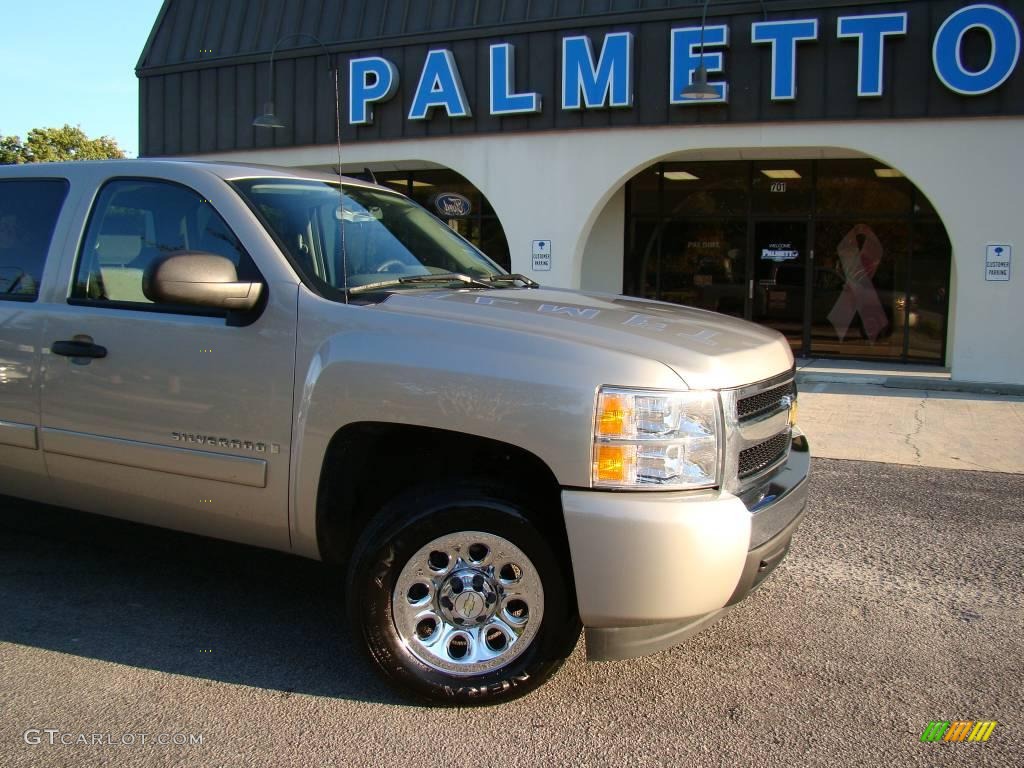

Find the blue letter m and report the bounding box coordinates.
[561,32,634,110]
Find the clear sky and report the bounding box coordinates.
[0,0,166,158]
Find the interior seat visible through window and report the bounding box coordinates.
[90,208,152,302]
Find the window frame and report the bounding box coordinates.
[67,176,263,319]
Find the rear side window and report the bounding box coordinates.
[0,179,69,301]
[72,178,253,307]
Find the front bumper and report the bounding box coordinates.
[562,432,809,661]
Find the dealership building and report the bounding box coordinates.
[138,0,1024,385]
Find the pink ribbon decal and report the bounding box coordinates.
[827,224,889,342]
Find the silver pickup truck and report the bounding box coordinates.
[0,160,808,705]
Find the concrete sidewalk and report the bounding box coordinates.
[795,360,1024,474]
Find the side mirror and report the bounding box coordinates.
[143,253,263,311]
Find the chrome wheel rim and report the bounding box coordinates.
[392,530,544,676]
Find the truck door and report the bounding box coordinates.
[0,178,70,500]
[40,176,297,551]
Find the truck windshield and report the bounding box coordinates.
[230,177,505,294]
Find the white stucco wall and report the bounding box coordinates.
[579,187,624,294]
[198,116,1024,385]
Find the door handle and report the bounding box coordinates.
[52,340,108,359]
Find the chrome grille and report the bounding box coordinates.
[721,369,797,492]
[737,381,795,422]
[738,431,791,478]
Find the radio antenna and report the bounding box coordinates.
[253,32,349,302]
[333,65,349,303]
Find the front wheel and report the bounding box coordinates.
[346,484,581,705]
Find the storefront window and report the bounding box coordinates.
[628,166,660,216]
[751,161,812,215]
[816,160,912,217]
[622,158,951,364]
[660,162,747,217]
[406,170,477,211]
[811,221,910,359]
[623,218,661,300]
[914,187,940,218]
[659,220,747,317]
[375,168,509,270]
[908,220,951,362]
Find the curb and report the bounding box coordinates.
[796,373,1024,397]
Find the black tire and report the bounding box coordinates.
[345,481,581,706]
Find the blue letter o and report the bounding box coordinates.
[933,4,1021,95]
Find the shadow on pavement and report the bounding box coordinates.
[0,496,406,706]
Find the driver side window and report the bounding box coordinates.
[72,179,251,307]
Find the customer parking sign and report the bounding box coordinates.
[985,244,1011,281]
[532,240,551,271]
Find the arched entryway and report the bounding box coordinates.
[617,156,952,364]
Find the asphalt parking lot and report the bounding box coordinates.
[1,458,1021,767]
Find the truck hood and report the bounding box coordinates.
[375,287,793,390]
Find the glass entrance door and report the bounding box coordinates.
[751,220,809,353]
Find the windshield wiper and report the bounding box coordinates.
[347,272,496,295]
[482,273,539,288]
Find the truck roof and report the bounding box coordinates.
[0,158,375,188]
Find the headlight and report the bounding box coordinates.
[592,387,720,489]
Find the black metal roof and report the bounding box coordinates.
[136,0,1024,157]
[138,0,843,73]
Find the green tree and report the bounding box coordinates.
[0,135,24,165]
[0,124,125,164]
